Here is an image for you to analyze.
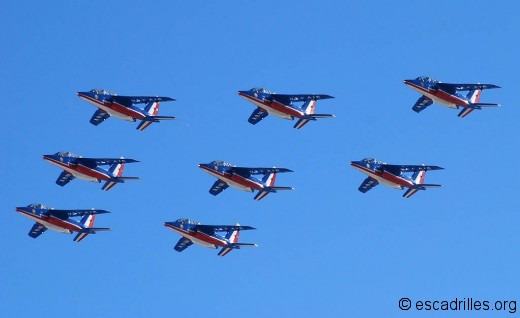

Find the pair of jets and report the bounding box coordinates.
[15,204,255,256]
[41,152,293,197]
[77,88,336,130]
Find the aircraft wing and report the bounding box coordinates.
[111,95,175,106]
[90,109,110,126]
[209,180,229,196]
[76,158,139,166]
[436,83,500,91]
[271,94,334,104]
[248,107,269,125]
[196,225,256,235]
[174,237,193,252]
[28,223,47,238]
[231,167,293,176]
[51,209,110,219]
[382,164,444,172]
[412,96,433,113]
[358,177,379,193]
[56,171,75,186]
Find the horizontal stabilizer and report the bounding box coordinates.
[116,176,141,181]
[471,103,500,108]
[268,186,294,191]
[229,243,258,248]
[415,183,442,189]
[144,115,176,122]
[309,114,335,118]
[89,227,111,232]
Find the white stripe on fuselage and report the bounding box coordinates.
[79,96,135,121]
[19,213,73,234]
[169,227,222,249]
[45,159,104,182]
[351,165,404,189]
[406,84,458,109]
[242,95,296,120]
[204,169,260,192]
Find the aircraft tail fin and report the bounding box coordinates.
[218,224,257,256]
[403,170,442,198]
[294,99,334,129]
[459,89,500,118]
[136,102,176,130]
[254,171,277,200]
[403,170,425,198]
[73,214,96,242]
[103,158,125,191]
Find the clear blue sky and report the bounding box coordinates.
[1,1,519,317]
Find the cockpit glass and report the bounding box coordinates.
[209,160,234,167]
[89,89,115,95]
[175,219,200,225]
[250,88,273,94]
[28,203,48,209]
[55,151,79,158]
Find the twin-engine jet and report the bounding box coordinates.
[403,77,500,118]
[350,158,443,198]
[164,219,257,256]
[43,151,139,191]
[77,89,175,130]
[198,160,294,200]
[15,203,110,242]
[238,88,335,129]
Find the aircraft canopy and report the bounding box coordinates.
[210,160,235,167]
[54,151,80,158]
[176,219,200,225]
[416,76,438,83]
[89,89,116,96]
[28,203,49,209]
[250,88,274,94]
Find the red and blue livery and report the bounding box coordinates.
[164,219,257,256]
[404,77,500,118]
[15,203,110,242]
[198,160,294,200]
[238,88,335,129]
[43,151,139,191]
[77,89,175,130]
[350,158,443,198]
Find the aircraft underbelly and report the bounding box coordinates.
[98,105,135,121]
[80,96,135,121]
[248,99,293,120]
[352,166,403,189]
[45,159,100,182]
[408,85,458,109]
[20,214,72,233]
[204,170,255,192]
[170,228,219,248]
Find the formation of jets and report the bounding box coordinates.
[15,79,502,255]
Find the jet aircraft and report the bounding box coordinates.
[238,88,334,129]
[43,151,139,191]
[164,219,257,256]
[77,89,175,130]
[15,203,110,242]
[350,158,443,198]
[403,77,500,118]
[198,160,294,200]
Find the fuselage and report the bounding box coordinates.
[238,92,304,120]
[77,92,145,121]
[404,80,469,109]
[15,208,81,234]
[198,164,264,192]
[164,223,228,249]
[349,162,414,189]
[43,155,111,182]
